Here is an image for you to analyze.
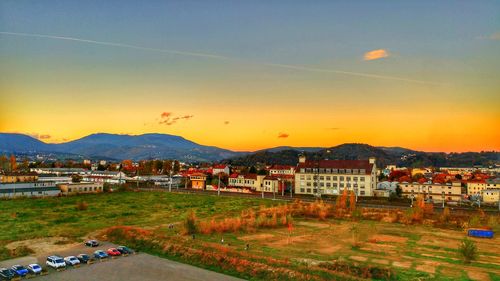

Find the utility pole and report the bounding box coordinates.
[441,191,445,208]
[273,180,276,200]
[217,173,221,196]
[169,161,173,192]
[281,178,284,197]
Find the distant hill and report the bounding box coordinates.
[0,133,241,162]
[223,143,499,168]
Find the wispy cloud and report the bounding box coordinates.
[0,31,442,85]
[478,31,500,40]
[278,132,289,138]
[39,134,51,139]
[224,121,230,125]
[364,49,389,61]
[325,127,340,130]
[158,112,194,126]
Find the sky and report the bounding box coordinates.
[1,0,499,152]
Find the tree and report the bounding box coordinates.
[249,166,257,174]
[395,186,402,197]
[9,155,17,171]
[459,238,477,264]
[257,169,268,175]
[71,174,82,183]
[455,174,463,180]
[184,210,198,235]
[173,160,181,174]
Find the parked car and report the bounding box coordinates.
[117,246,134,255]
[94,250,108,260]
[64,256,81,266]
[85,240,99,247]
[27,264,43,275]
[0,268,16,280]
[46,255,66,269]
[11,265,28,277]
[107,248,121,256]
[77,254,91,264]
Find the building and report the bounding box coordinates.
[30,167,88,176]
[0,172,38,183]
[467,178,499,196]
[83,171,128,184]
[189,173,207,189]
[212,164,230,175]
[228,173,265,191]
[261,175,289,193]
[0,181,60,198]
[294,156,377,196]
[481,189,500,204]
[376,181,398,193]
[58,182,104,195]
[268,165,295,177]
[37,176,72,184]
[398,181,462,202]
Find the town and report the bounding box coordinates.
[1,154,498,209]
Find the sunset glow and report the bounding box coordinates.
[1,1,499,152]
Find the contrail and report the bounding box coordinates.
[0,31,442,85]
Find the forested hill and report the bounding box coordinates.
[222,143,499,168]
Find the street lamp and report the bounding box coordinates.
[273,179,276,200]
[410,190,415,207]
[280,178,284,197]
[354,186,358,202]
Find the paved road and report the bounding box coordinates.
[35,253,244,281]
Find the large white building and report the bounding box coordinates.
[0,181,60,198]
[294,156,377,196]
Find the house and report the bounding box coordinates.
[294,156,377,196]
[0,181,60,198]
[189,173,207,189]
[262,175,289,193]
[228,173,265,191]
[481,189,500,204]
[376,181,398,193]
[58,182,104,195]
[268,165,295,177]
[398,181,462,202]
[212,164,230,176]
[0,172,38,183]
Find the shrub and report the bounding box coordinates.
[75,201,88,211]
[458,237,477,264]
[184,210,198,235]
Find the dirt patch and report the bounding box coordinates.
[371,259,389,265]
[238,233,274,241]
[6,237,80,256]
[392,260,412,268]
[349,256,367,262]
[266,235,311,247]
[369,234,407,244]
[316,245,341,254]
[467,270,491,281]
[439,266,463,278]
[415,260,440,274]
[296,221,330,229]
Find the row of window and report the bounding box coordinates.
[67,187,101,192]
[300,181,365,188]
[299,175,366,181]
[298,188,366,195]
[299,168,367,174]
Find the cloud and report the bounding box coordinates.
[224,121,230,125]
[39,134,51,139]
[161,112,172,118]
[478,31,500,40]
[158,112,194,126]
[278,132,289,138]
[364,49,389,61]
[325,127,340,130]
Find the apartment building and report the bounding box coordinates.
[294,156,377,196]
[398,181,462,202]
[481,189,500,204]
[467,178,499,195]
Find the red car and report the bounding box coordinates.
[107,248,121,256]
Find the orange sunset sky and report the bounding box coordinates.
[1,1,499,152]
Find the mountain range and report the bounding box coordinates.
[0,133,498,167]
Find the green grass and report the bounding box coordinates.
[0,191,275,260]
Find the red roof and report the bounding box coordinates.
[213,164,228,169]
[229,173,258,180]
[297,160,373,174]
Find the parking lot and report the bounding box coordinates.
[0,241,243,281]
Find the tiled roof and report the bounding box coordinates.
[297,160,373,174]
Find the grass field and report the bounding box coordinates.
[1,191,499,280]
[0,191,276,260]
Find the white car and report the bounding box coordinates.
[27,264,42,274]
[46,256,66,269]
[64,256,81,266]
